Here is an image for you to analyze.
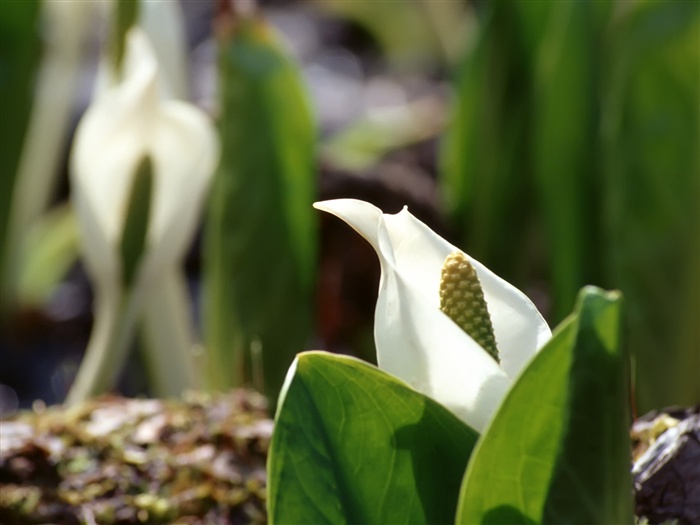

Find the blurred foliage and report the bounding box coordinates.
[205,16,317,398]
[312,0,471,68]
[0,0,41,311]
[441,0,700,411]
[16,204,78,307]
[322,98,444,172]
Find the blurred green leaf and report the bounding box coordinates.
[17,204,79,306]
[440,3,533,282]
[141,268,202,397]
[119,156,152,290]
[440,0,697,411]
[531,0,607,321]
[457,287,632,525]
[603,3,700,410]
[0,0,41,309]
[205,19,316,396]
[323,98,443,172]
[313,0,470,67]
[268,351,479,525]
[113,0,139,71]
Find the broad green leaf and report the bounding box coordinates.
[205,18,317,397]
[457,287,632,525]
[0,0,41,310]
[268,351,479,525]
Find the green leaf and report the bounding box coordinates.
[312,0,469,67]
[268,351,479,525]
[439,3,534,282]
[205,18,317,397]
[531,0,608,322]
[603,2,700,411]
[17,204,79,306]
[112,0,139,72]
[0,0,41,310]
[456,287,632,525]
[119,155,152,289]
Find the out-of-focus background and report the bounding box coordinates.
[1,0,698,416]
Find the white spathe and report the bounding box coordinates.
[314,199,551,432]
[71,28,218,290]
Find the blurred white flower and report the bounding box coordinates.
[314,199,551,432]
[71,27,218,292]
[66,28,218,403]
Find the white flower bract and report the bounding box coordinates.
[314,199,551,432]
[71,28,218,290]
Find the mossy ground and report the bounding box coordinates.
[0,390,270,524]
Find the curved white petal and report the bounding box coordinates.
[71,28,218,287]
[314,199,551,431]
[146,101,218,270]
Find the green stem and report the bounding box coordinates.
[65,284,142,406]
[141,266,202,396]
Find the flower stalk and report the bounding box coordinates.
[65,285,142,405]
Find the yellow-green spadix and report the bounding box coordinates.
[313,199,551,432]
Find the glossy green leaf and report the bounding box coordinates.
[457,287,632,525]
[268,351,479,525]
[205,18,317,396]
[0,0,41,310]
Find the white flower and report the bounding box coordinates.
[71,28,218,291]
[66,28,217,404]
[314,199,551,432]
